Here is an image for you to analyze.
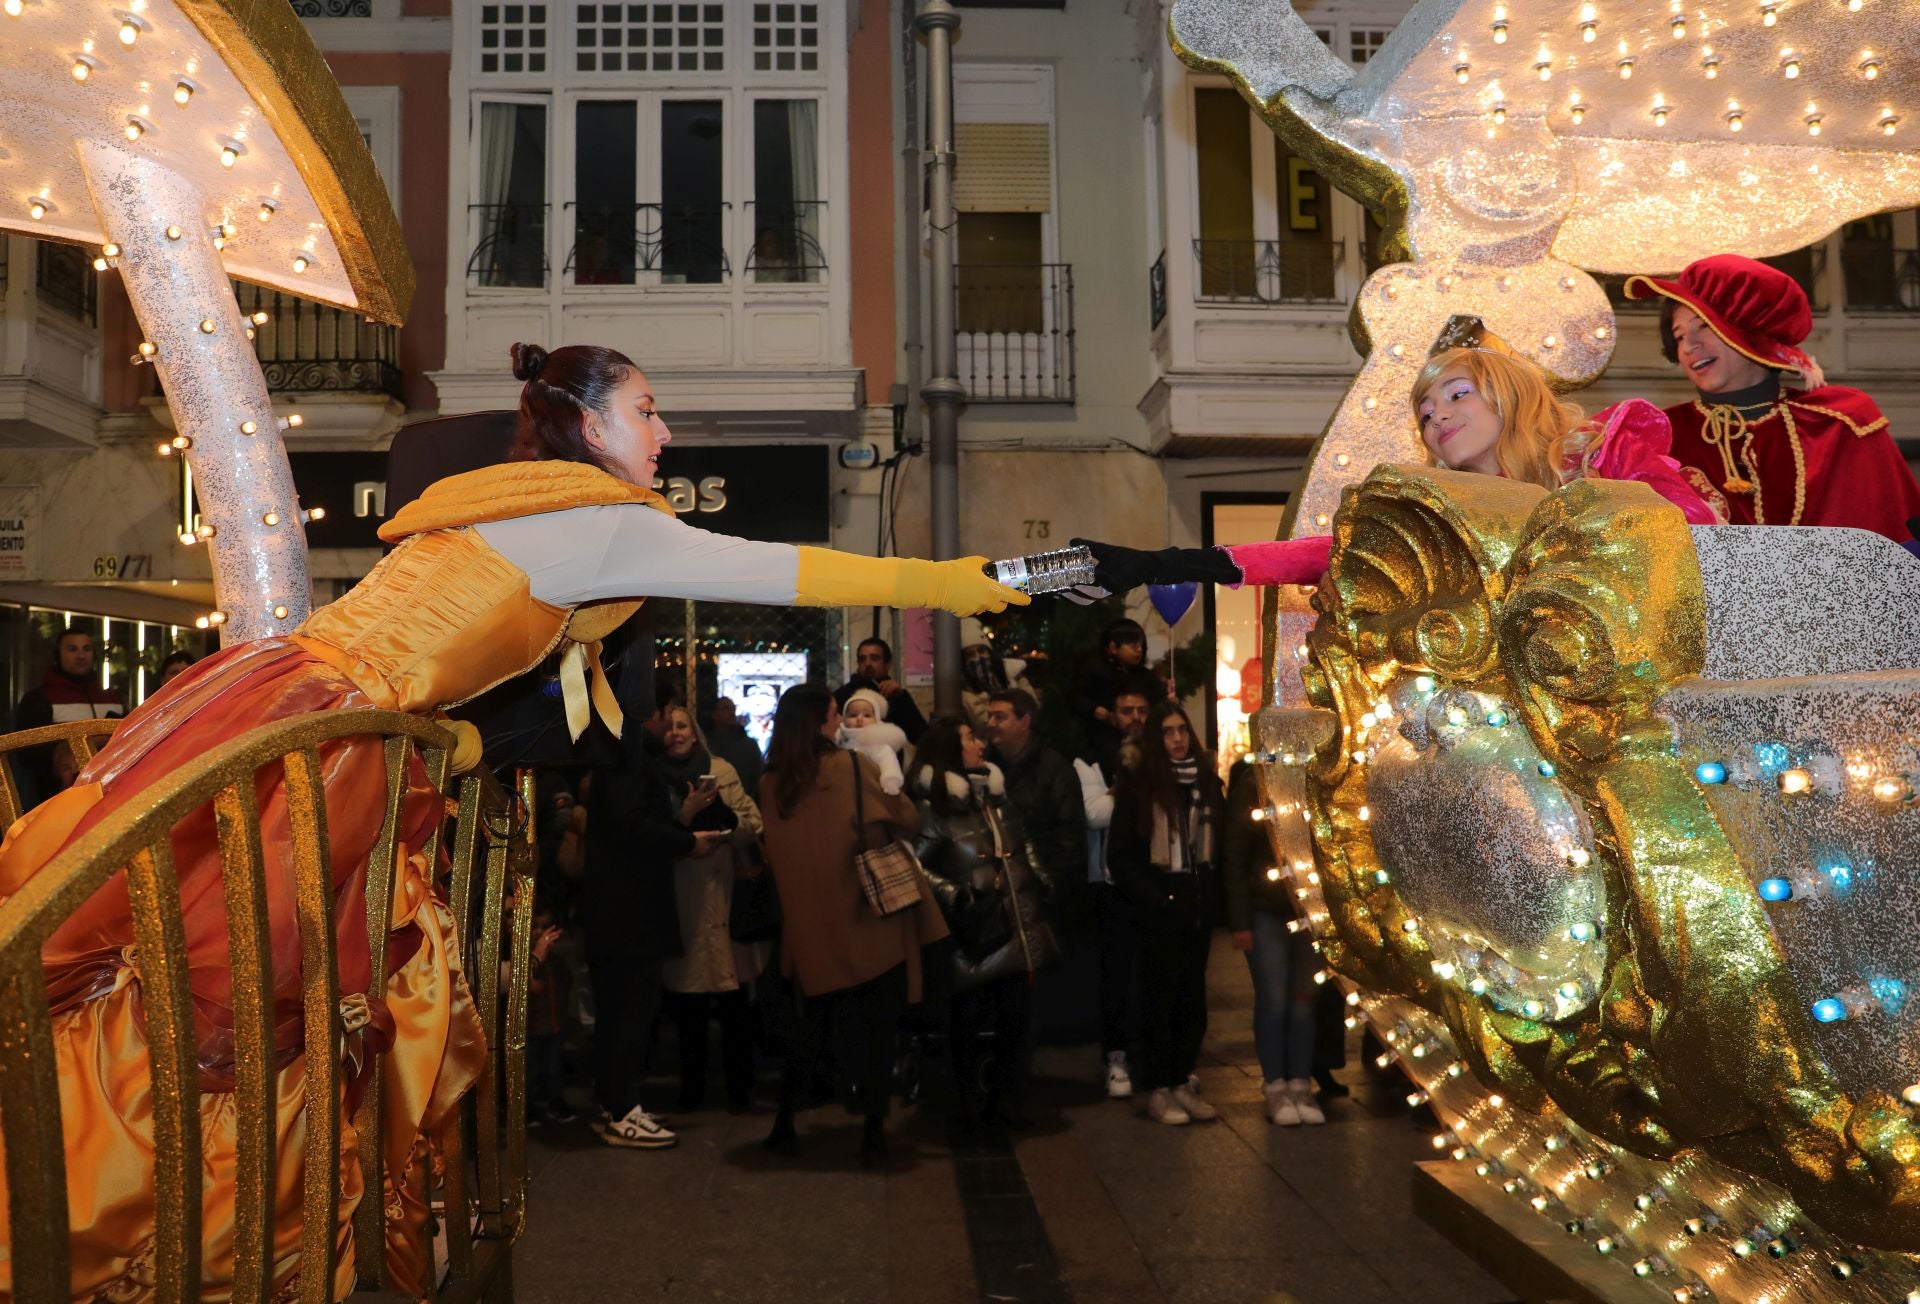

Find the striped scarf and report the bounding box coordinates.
[1150,757,1216,872]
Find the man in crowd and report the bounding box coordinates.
[1627,253,1920,538]
[1074,687,1151,1099]
[835,637,928,745]
[984,687,1088,921]
[582,678,725,1151]
[11,625,123,811]
[705,695,764,796]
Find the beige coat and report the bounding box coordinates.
[663,756,768,994]
[760,748,948,1001]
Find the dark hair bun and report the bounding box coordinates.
[509,342,549,383]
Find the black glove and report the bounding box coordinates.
[1070,538,1243,595]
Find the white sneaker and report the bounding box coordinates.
[1105,1052,1134,1099]
[1288,1078,1326,1126]
[600,1104,677,1149]
[1265,1079,1301,1126]
[1173,1078,1218,1121]
[1146,1087,1190,1125]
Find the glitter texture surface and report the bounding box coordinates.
[1692,525,1920,679]
[86,144,309,639]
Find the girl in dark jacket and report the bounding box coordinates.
[909,714,1059,1129]
[1108,702,1226,1126]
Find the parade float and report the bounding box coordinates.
[1173,0,1920,1296]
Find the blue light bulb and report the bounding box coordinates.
[1486,709,1508,727]
[1695,761,1727,785]
[1811,997,1847,1023]
[1758,877,1793,902]
[1538,761,1557,778]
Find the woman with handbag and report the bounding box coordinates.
[1108,702,1227,1127]
[656,704,767,1114]
[759,685,948,1164]
[909,714,1060,1131]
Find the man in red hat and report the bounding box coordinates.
[1626,253,1920,540]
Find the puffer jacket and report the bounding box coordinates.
[912,763,1060,992]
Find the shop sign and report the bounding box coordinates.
[0,486,38,580]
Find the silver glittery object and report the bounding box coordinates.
[82,145,309,640]
[1660,674,1920,1104]
[984,546,1097,596]
[1692,526,1920,680]
[1368,681,1605,1018]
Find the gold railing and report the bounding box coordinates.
[0,719,122,828]
[0,709,535,1303]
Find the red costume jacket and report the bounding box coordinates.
[1663,386,1920,540]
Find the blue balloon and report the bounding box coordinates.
[1147,581,1199,627]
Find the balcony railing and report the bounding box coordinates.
[1149,250,1167,329]
[290,0,372,13]
[1842,246,1920,312]
[566,202,732,286]
[744,201,827,284]
[35,242,97,327]
[956,262,1075,404]
[1193,239,1343,305]
[233,283,402,399]
[468,203,550,289]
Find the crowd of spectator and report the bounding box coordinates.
[482,610,1348,1165]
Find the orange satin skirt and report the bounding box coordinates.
[0,638,487,1300]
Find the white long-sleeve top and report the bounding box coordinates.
[473,504,804,606]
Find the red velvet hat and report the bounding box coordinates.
[1624,254,1814,373]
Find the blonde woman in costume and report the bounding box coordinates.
[0,341,1025,1299]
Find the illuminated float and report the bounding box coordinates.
[1171,0,1920,1294]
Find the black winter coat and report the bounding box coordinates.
[582,736,692,961]
[991,737,1089,918]
[912,765,1059,991]
[1221,759,1298,930]
[1107,760,1226,932]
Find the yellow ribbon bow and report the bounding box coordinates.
[558,638,626,742]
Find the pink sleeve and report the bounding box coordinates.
[1218,536,1335,588]
[1580,400,1724,526]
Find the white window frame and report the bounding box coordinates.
[952,63,1060,266]
[466,92,556,295]
[745,91,828,289]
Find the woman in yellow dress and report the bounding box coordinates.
[0,341,1025,1299]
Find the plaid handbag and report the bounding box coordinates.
[848,750,925,916]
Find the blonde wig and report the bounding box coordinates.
[1409,347,1586,491]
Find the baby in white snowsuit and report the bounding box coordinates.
[837,686,909,795]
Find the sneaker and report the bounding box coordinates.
[1288,1078,1326,1126]
[1265,1079,1301,1127]
[1105,1051,1134,1100]
[1173,1078,1218,1122]
[599,1105,677,1149]
[1146,1087,1190,1126]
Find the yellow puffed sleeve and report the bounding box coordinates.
[793,549,1029,616]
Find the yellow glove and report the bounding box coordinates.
[794,549,1030,616]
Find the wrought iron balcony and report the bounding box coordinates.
[289,0,372,13]
[745,201,827,284]
[566,203,732,286]
[35,242,97,327]
[1193,239,1343,306]
[468,202,550,290]
[1149,250,1167,329]
[233,283,402,399]
[956,262,1075,403]
[1842,246,1920,312]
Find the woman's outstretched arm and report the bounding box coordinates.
[1070,535,1334,596]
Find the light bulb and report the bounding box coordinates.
[1653,103,1669,125]
[1780,766,1812,794]
[71,56,94,81]
[1537,60,1552,80]
[171,434,191,450]
[1882,114,1900,135]
[1861,57,1880,78]
[1542,334,1558,348]
[2,0,20,16]
[250,310,269,325]
[1671,17,1686,36]
[118,18,140,45]
[93,257,109,272]
[1618,58,1635,78]
[1570,102,1587,124]
[257,200,277,223]
[1762,3,1778,23]
[165,225,182,240]
[1704,55,1720,77]
[102,242,120,257]
[1455,62,1470,83]
[292,254,310,273]
[1728,110,1745,131]
[219,145,238,168]
[221,221,238,238]
[263,511,279,526]
[286,413,304,427]
[198,319,216,334]
[208,611,227,626]
[1581,21,1596,40]
[272,604,289,619]
[124,119,145,142]
[1595,325,1611,340]
[1492,20,1508,42]
[1783,57,1800,78]
[307,505,327,521]
[1806,114,1822,135]
[173,79,194,105]
[138,340,157,357]
[27,200,46,220]
[239,419,257,434]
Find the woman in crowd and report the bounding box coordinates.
[1221,760,1324,1127]
[0,342,1022,1297]
[657,703,767,1114]
[909,713,1059,1131]
[1070,345,1719,595]
[1107,702,1227,1126]
[759,685,948,1165]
